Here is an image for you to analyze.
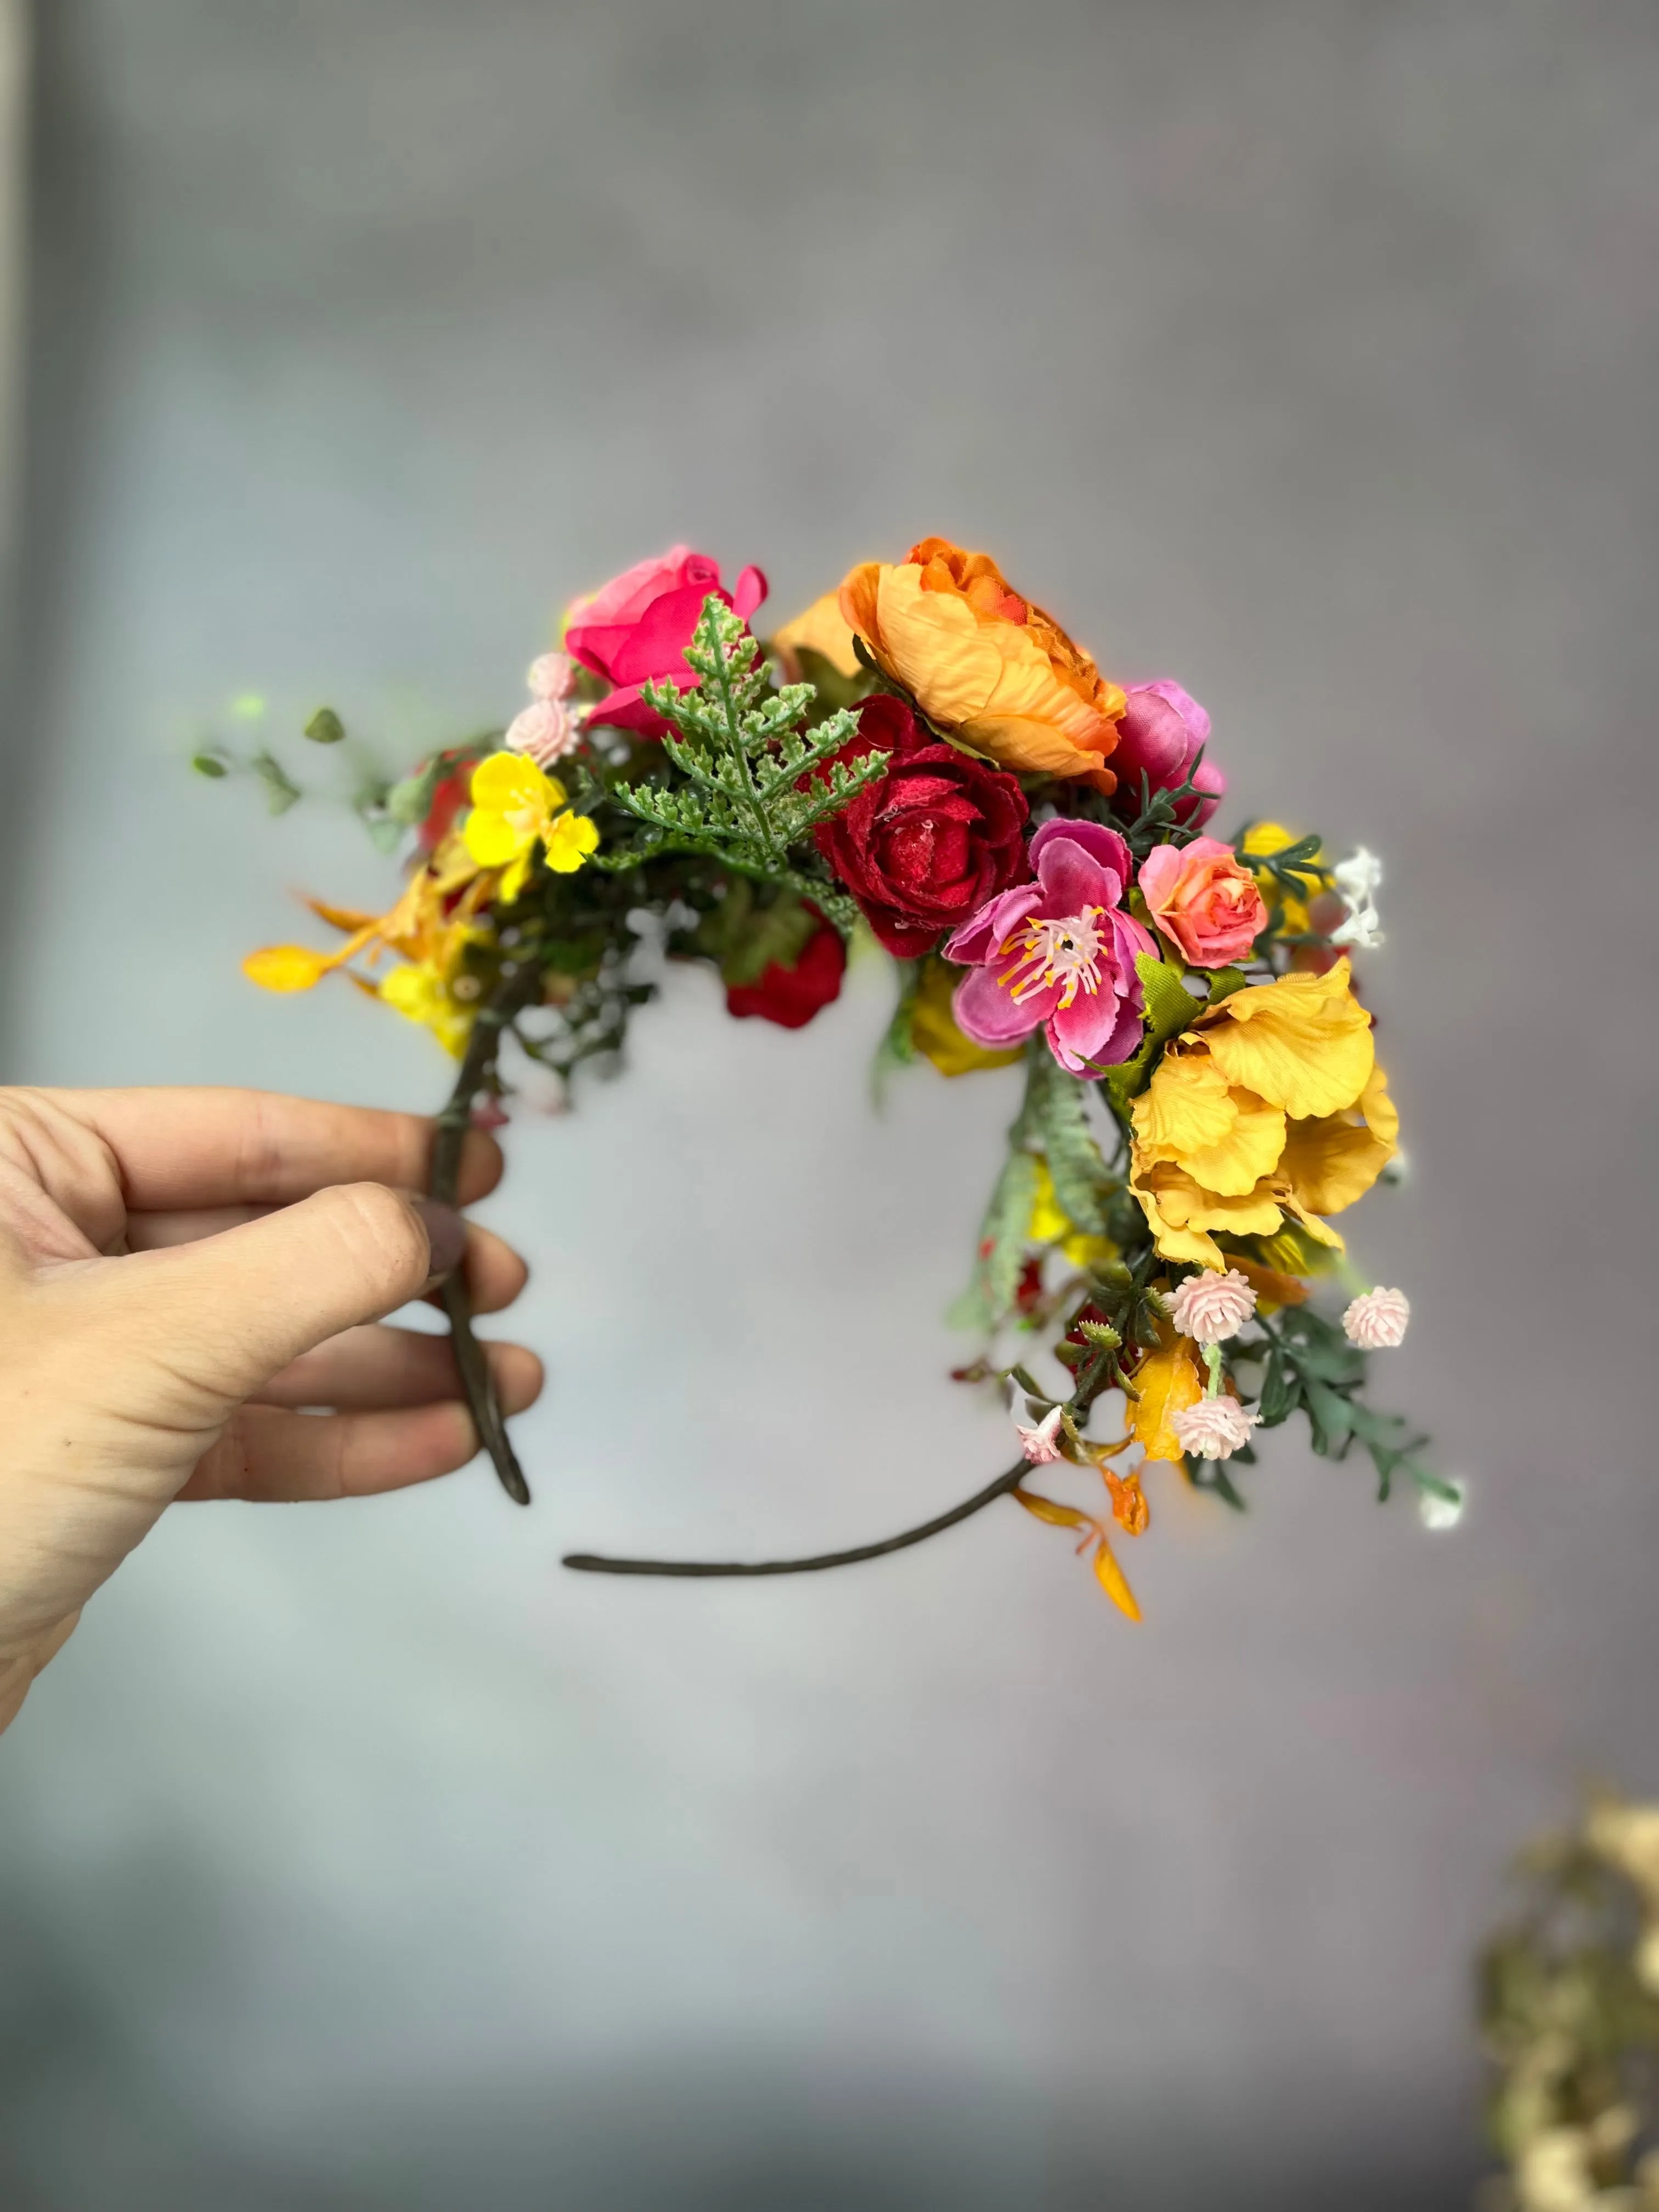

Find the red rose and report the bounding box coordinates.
[724,910,846,1029]
[565,545,768,738]
[814,695,1030,958]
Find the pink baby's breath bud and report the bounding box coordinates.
[1342,1287,1410,1350]
[1167,1268,1257,1346]
[1015,1405,1066,1465]
[506,698,580,769]
[1171,1396,1261,1461]
[527,650,578,703]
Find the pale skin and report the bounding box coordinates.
[0,1086,543,1736]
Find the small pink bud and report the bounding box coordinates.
[1171,1396,1261,1461]
[1342,1287,1410,1350]
[527,650,578,702]
[1167,1268,1257,1346]
[1015,1406,1066,1465]
[506,698,580,768]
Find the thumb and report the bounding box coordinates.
[92,1183,465,1412]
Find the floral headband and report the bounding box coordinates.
[212,537,1457,1619]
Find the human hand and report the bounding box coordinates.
[0,1086,543,1734]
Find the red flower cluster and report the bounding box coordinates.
[813,695,1030,957]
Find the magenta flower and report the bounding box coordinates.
[944,818,1156,1076]
[1113,681,1225,827]
[565,546,768,738]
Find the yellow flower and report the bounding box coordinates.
[379,960,477,1058]
[838,538,1125,786]
[909,955,1023,1076]
[1128,959,1396,1270]
[462,751,598,900]
[771,590,863,679]
[244,829,498,1057]
[1027,1160,1116,1271]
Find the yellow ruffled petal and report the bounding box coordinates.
[1132,1049,1237,1162]
[1200,959,1373,1120]
[1279,1063,1397,1216]
[543,811,599,874]
[1180,1087,1287,1198]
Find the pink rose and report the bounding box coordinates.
[945,817,1155,1076]
[1137,836,1267,968]
[565,545,768,737]
[1112,681,1225,827]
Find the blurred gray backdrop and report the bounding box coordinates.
[3,2,1658,2206]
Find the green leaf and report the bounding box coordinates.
[304,706,346,744]
[947,1149,1040,1333]
[1029,1054,1114,1234]
[1257,1347,1299,1426]
[1104,952,1201,1109]
[250,749,301,816]
[1301,1375,1355,1455]
[872,958,922,1104]
[190,752,229,779]
[609,597,888,934]
[1205,967,1247,1008]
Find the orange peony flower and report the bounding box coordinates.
[838,538,1125,787]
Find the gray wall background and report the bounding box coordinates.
[3,2,1657,2206]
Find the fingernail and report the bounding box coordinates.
[412,1197,467,1279]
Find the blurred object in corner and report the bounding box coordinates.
[1480,1795,1659,2211]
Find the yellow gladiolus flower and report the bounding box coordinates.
[1129,958,1396,1271]
[462,751,598,900]
[838,538,1125,787]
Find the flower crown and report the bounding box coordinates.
[219,537,1457,1618]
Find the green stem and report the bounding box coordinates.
[432,949,547,1506]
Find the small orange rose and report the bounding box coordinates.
[838,538,1125,787]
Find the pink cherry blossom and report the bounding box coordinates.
[1167,1268,1257,1345]
[1171,1396,1261,1460]
[944,818,1155,1077]
[1342,1287,1410,1349]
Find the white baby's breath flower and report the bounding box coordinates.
[1418,1480,1466,1531]
[1330,844,1384,949]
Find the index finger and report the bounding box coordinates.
[57,1088,504,1210]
